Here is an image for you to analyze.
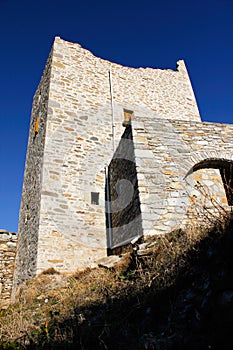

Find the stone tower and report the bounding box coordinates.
[13,37,233,288]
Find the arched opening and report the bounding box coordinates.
[185,158,233,206]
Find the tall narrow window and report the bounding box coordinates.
[34,116,40,137]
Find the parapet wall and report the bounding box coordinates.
[0,231,17,308]
[50,37,200,122]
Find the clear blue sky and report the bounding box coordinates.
[0,0,233,232]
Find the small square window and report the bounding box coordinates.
[123,109,133,127]
[91,192,99,205]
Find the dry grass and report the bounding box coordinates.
[0,264,132,346]
[0,210,232,349]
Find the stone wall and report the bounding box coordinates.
[15,36,220,284]
[14,36,201,277]
[132,116,233,235]
[0,230,17,308]
[13,51,53,289]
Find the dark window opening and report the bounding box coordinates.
[25,205,30,224]
[91,192,99,205]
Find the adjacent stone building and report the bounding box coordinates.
[0,230,17,308]
[12,37,233,290]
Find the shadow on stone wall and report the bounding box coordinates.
[106,125,143,251]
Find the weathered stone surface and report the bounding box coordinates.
[11,36,233,298]
[0,231,17,308]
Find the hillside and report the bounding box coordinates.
[1,211,233,349]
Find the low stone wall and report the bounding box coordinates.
[0,230,17,308]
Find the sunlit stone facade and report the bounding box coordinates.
[12,37,233,290]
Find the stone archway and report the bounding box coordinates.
[185,158,233,206]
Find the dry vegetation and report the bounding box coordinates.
[0,205,233,349]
